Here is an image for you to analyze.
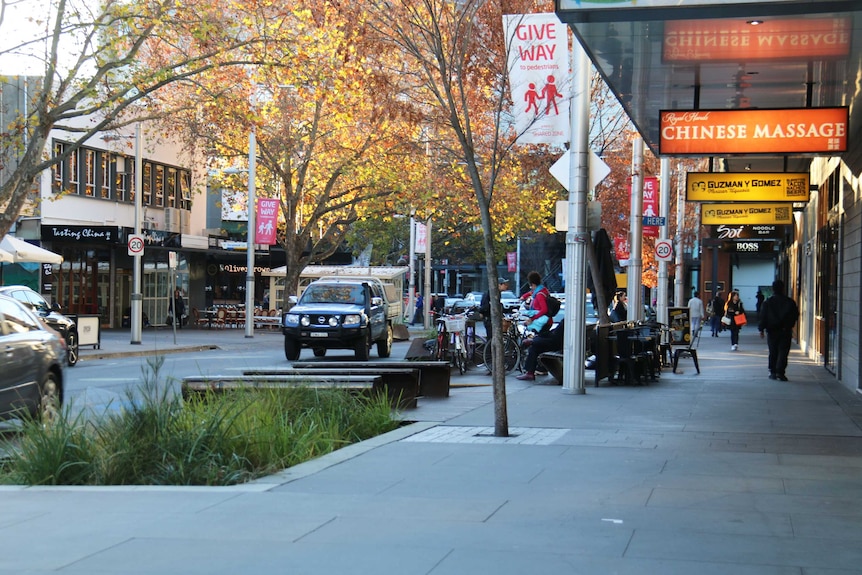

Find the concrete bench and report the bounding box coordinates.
[291,360,451,398]
[244,368,419,409]
[181,374,391,404]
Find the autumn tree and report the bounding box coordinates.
[367,0,561,436]
[0,0,275,239]
[159,2,421,299]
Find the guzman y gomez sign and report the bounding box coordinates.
[659,108,848,155]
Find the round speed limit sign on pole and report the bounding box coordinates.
[655,239,673,262]
[128,235,145,257]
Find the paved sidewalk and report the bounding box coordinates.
[3,325,862,574]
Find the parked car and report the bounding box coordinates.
[500,290,521,312]
[0,294,66,423]
[461,292,484,306]
[546,297,599,325]
[0,286,79,366]
[443,295,465,314]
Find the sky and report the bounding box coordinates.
[1,0,58,75]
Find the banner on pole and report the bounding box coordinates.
[507,252,517,272]
[614,236,630,266]
[503,13,570,144]
[255,198,279,245]
[415,222,427,253]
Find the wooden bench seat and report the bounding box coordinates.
[180,373,400,402]
[538,352,564,383]
[244,368,419,409]
[291,360,451,398]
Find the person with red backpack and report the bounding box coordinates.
[519,271,553,334]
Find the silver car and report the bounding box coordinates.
[0,295,66,423]
[500,290,521,311]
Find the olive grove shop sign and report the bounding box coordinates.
[659,107,848,155]
[687,172,809,202]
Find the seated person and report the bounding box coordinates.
[520,270,552,334]
[517,319,565,381]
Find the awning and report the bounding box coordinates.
[0,235,63,264]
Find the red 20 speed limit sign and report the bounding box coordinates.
[654,239,673,262]
[128,235,145,256]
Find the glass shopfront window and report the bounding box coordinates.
[142,252,188,326]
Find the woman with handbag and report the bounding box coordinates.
[724,290,746,351]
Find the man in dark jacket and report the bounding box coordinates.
[480,278,509,338]
[758,279,799,381]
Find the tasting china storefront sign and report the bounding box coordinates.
[42,225,122,244]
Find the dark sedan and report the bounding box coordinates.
[0,285,78,366]
[0,294,66,423]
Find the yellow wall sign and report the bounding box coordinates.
[700,204,793,226]
[687,172,809,202]
[702,204,794,225]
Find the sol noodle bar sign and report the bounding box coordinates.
[659,107,848,155]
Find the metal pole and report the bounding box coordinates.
[408,215,415,322]
[658,157,671,334]
[674,161,686,306]
[562,41,590,395]
[516,235,521,292]
[130,123,143,344]
[423,218,432,330]
[171,267,177,345]
[627,137,644,321]
[245,130,256,338]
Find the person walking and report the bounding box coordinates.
[519,271,553,333]
[758,279,799,381]
[755,290,765,315]
[410,292,424,326]
[724,290,745,351]
[687,290,705,333]
[710,290,725,337]
[169,288,185,329]
[480,278,509,339]
[517,319,565,381]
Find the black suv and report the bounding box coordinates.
[0,286,79,366]
[282,279,393,361]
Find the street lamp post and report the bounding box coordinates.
[245,131,256,339]
[210,131,256,338]
[131,123,143,344]
[101,126,143,344]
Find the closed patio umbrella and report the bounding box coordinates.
[0,235,63,264]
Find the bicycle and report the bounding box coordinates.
[434,314,469,374]
[483,311,530,374]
